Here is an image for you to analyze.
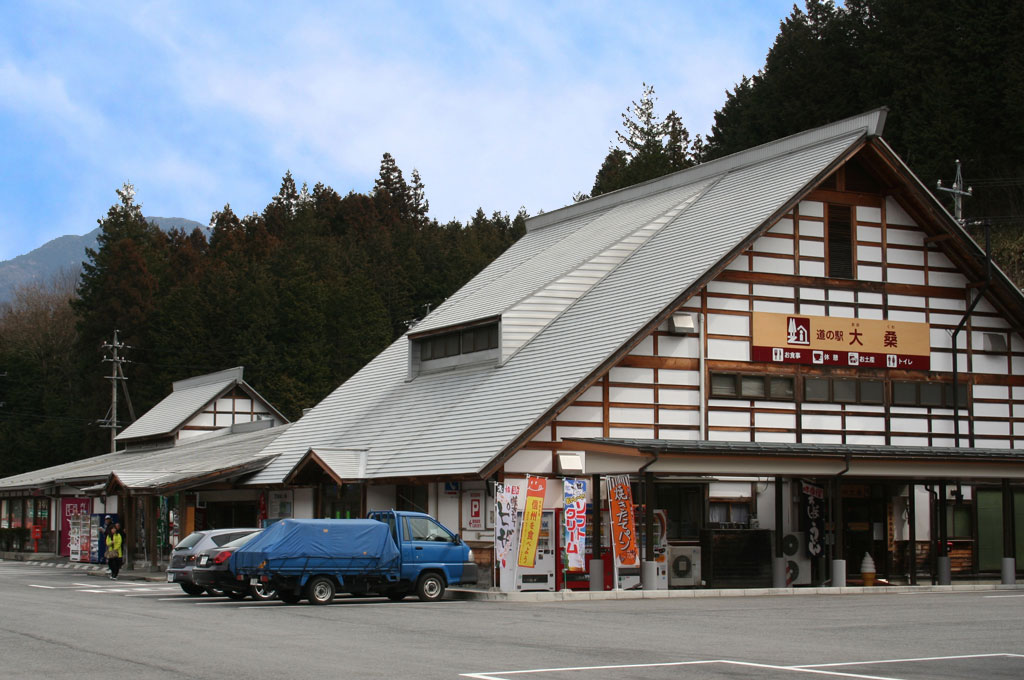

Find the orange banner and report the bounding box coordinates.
[607,475,638,568]
[517,476,547,568]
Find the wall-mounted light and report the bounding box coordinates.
[669,312,699,335]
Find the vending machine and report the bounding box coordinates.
[514,509,557,591]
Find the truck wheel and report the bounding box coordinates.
[306,576,336,605]
[180,583,205,596]
[250,583,277,601]
[416,573,445,602]
[278,590,301,604]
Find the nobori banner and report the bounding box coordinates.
[751,312,930,370]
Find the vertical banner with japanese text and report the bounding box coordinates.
[607,475,638,568]
[494,481,521,591]
[517,476,547,568]
[800,480,825,559]
[563,478,587,572]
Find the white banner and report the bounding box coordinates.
[563,478,587,572]
[494,481,522,591]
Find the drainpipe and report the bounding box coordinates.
[831,452,852,587]
[640,449,661,590]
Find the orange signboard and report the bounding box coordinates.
[517,476,547,568]
[607,475,638,568]
[752,312,930,369]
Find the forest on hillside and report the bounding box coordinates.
[0,159,524,478]
[2,0,1022,478]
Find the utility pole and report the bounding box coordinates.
[100,330,135,452]
[936,159,973,225]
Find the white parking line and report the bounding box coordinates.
[984,594,1024,598]
[462,653,1024,680]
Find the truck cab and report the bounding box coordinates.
[367,510,478,599]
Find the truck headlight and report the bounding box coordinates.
[467,549,474,561]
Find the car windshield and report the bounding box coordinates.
[222,531,260,549]
[174,532,207,550]
[213,530,260,547]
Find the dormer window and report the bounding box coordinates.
[411,319,500,377]
[419,324,498,361]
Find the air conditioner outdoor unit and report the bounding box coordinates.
[782,532,812,586]
[668,546,701,587]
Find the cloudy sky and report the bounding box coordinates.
[0,1,796,262]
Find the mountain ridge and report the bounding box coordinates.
[0,217,205,305]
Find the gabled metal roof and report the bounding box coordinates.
[247,111,887,485]
[115,367,286,443]
[0,422,290,494]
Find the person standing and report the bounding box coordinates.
[105,526,123,580]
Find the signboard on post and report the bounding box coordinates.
[607,475,638,569]
[517,476,547,569]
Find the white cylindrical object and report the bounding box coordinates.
[641,560,662,590]
[832,559,847,587]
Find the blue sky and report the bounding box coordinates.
[0,1,796,262]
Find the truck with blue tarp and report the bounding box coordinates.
[230,511,477,604]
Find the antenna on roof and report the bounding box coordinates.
[936,159,973,226]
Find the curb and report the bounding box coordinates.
[447,582,1024,602]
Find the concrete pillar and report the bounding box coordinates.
[589,559,604,591]
[773,557,788,588]
[1002,558,1016,585]
[937,483,951,585]
[773,476,786,588]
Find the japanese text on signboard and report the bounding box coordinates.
[562,478,587,572]
[517,476,547,568]
[606,475,638,568]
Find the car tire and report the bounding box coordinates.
[386,591,408,602]
[180,583,205,596]
[278,590,301,604]
[226,589,248,601]
[306,576,335,605]
[415,573,445,602]
[250,583,277,601]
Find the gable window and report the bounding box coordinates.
[827,204,854,278]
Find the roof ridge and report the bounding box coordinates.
[526,108,888,233]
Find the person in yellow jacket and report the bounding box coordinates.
[105,526,123,580]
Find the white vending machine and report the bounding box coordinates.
[515,510,556,591]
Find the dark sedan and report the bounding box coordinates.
[192,531,276,600]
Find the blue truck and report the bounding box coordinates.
[230,510,477,604]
